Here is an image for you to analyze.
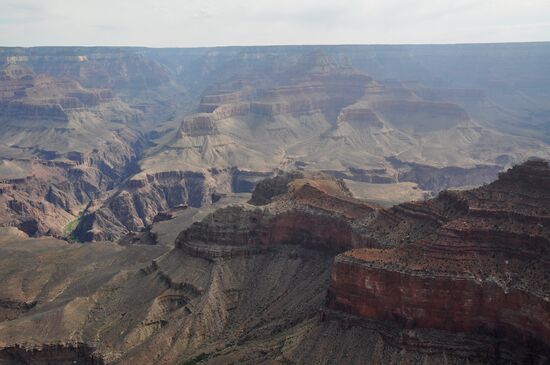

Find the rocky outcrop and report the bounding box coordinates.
[74,170,215,241]
[0,44,549,364]
[198,84,256,112]
[249,71,372,119]
[388,156,502,192]
[326,160,550,363]
[0,137,143,237]
[371,99,470,133]
[248,172,303,205]
[176,170,474,256]
[0,164,96,236]
[139,48,549,224]
[0,162,548,364]
[0,300,36,322]
[170,163,550,362]
[176,174,380,254]
[0,101,69,122]
[0,58,150,239]
[24,51,170,90]
[335,105,384,128]
[0,71,114,123]
[74,168,277,242]
[179,102,251,136]
[177,204,363,253]
[177,61,373,134]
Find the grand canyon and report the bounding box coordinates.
[0,43,549,364]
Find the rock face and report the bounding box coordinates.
[17,50,170,91]
[249,69,372,119]
[0,50,165,239]
[0,65,114,122]
[0,159,118,237]
[0,162,548,364]
[176,173,379,253]
[1,45,550,241]
[142,48,549,202]
[371,100,469,133]
[73,168,277,241]
[387,156,502,192]
[2,44,550,364]
[0,173,477,364]
[0,299,35,322]
[327,160,550,363]
[74,171,214,241]
[248,172,303,205]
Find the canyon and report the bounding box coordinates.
[0,43,549,364]
[0,44,549,241]
[0,162,547,364]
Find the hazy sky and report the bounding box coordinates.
[1,0,549,47]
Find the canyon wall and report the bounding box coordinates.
[176,176,379,253]
[0,162,548,364]
[0,45,548,247]
[326,160,550,363]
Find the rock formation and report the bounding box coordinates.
[177,172,378,254]
[327,160,550,363]
[0,43,547,364]
[1,45,549,241]
[0,162,547,364]
[74,171,215,241]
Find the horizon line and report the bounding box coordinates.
[1,40,550,50]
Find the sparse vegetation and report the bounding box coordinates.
[62,217,81,243]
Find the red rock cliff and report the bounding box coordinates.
[327,160,550,360]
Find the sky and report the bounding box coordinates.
[1,0,549,47]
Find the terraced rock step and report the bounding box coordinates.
[326,160,550,363]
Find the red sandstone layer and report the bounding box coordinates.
[327,160,550,357]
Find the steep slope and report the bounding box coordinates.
[1,45,550,242]
[82,50,550,242]
[77,56,376,240]
[327,160,550,363]
[149,51,548,186]
[0,163,547,364]
[0,48,192,239]
[0,60,147,236]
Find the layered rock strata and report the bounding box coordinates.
[0,65,114,122]
[0,152,140,237]
[176,173,381,254]
[327,160,550,363]
[0,162,547,364]
[73,168,271,241]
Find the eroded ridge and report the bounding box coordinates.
[327,160,550,363]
